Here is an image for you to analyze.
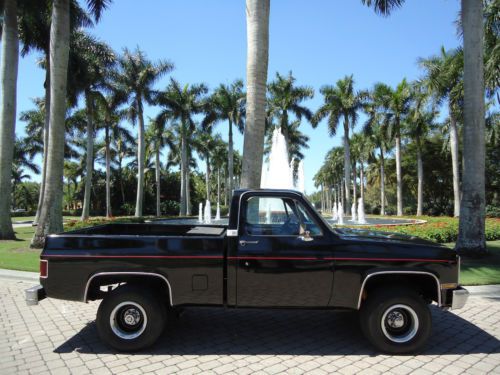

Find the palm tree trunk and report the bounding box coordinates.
[456,0,486,256]
[179,134,187,216]
[186,159,191,216]
[217,168,221,205]
[205,154,211,201]
[416,144,423,216]
[449,113,460,217]
[32,0,70,248]
[0,0,18,240]
[352,162,357,216]
[119,158,125,206]
[241,0,270,188]
[135,102,145,217]
[228,119,234,196]
[360,160,365,203]
[380,147,385,216]
[343,118,351,215]
[105,123,112,218]
[81,92,94,221]
[395,126,403,216]
[34,68,50,226]
[155,146,161,217]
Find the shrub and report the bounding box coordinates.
[486,205,500,218]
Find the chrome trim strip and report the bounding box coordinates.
[227,229,238,237]
[357,270,441,309]
[83,272,173,306]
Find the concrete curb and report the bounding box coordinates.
[0,269,39,282]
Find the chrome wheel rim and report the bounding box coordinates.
[110,301,147,340]
[381,304,419,343]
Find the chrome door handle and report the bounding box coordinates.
[239,240,259,247]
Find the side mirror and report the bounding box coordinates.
[299,230,313,242]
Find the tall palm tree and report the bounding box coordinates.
[267,71,314,161]
[362,0,487,255]
[241,0,270,188]
[32,0,112,248]
[70,32,115,220]
[363,88,392,215]
[419,47,463,217]
[405,85,436,216]
[156,79,208,215]
[211,138,228,206]
[110,130,135,206]
[0,0,19,239]
[457,0,486,255]
[312,75,365,215]
[146,117,174,217]
[350,132,374,205]
[112,47,173,217]
[204,80,245,198]
[194,131,222,201]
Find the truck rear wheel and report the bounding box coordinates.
[360,287,431,354]
[96,285,166,352]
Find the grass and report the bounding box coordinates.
[11,216,79,223]
[1,221,499,285]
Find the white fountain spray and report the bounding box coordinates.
[215,202,221,220]
[203,200,211,224]
[332,201,337,221]
[198,202,203,223]
[350,201,357,222]
[261,128,294,189]
[338,202,344,225]
[357,197,367,224]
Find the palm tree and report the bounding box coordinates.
[312,75,365,215]
[32,0,112,248]
[204,80,245,198]
[70,32,115,220]
[419,47,463,217]
[361,0,487,255]
[241,0,270,188]
[405,85,436,216]
[363,88,392,215]
[0,0,19,239]
[211,138,228,207]
[155,79,208,215]
[194,131,222,201]
[457,0,486,255]
[112,47,173,217]
[267,71,313,161]
[146,117,174,217]
[350,132,374,205]
[110,130,135,206]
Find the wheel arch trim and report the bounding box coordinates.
[357,270,441,309]
[84,272,173,306]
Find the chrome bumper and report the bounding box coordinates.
[25,285,46,306]
[451,286,469,310]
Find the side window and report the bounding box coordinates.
[245,196,300,236]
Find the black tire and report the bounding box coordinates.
[360,287,432,354]
[96,285,167,352]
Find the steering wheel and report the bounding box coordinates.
[280,215,300,235]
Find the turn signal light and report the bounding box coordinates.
[40,260,48,278]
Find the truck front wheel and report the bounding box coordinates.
[360,287,431,354]
[96,285,167,351]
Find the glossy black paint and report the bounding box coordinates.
[40,189,460,310]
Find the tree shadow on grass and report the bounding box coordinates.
[54,306,500,356]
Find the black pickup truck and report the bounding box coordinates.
[26,189,469,354]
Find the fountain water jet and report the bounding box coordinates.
[357,198,367,224]
[203,200,211,224]
[215,202,221,220]
[198,203,203,223]
[350,201,357,222]
[338,202,344,225]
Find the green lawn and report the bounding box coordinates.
[1,225,499,285]
[11,216,79,223]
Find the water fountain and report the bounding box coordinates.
[357,197,367,224]
[261,127,304,192]
[203,200,211,224]
[337,202,344,225]
[332,202,338,221]
[198,203,203,223]
[350,201,357,222]
[215,202,221,220]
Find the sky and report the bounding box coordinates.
[14,0,462,193]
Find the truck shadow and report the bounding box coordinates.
[55,305,500,356]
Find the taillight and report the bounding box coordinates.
[40,260,48,278]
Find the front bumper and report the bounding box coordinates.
[450,286,469,310]
[25,285,46,306]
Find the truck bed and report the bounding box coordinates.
[41,223,227,305]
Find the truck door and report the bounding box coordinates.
[233,193,334,307]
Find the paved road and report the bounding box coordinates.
[1,279,500,375]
